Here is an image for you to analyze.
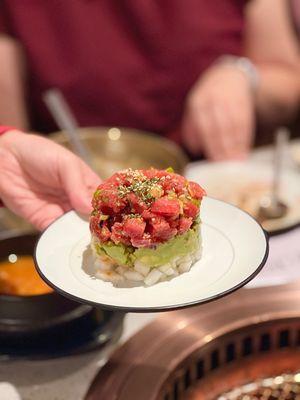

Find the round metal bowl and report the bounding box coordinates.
[0,233,125,360]
[0,233,92,335]
[0,208,34,241]
[50,126,189,179]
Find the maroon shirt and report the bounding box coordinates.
[0,1,246,137]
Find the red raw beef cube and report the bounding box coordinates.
[151,197,180,218]
[131,236,152,247]
[141,210,156,220]
[149,217,177,240]
[111,222,130,245]
[188,181,206,199]
[161,174,186,194]
[90,216,111,241]
[123,218,146,238]
[178,217,193,234]
[183,201,199,218]
[127,193,147,214]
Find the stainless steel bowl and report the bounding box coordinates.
[0,208,34,240]
[50,126,189,179]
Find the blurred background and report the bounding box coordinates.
[1,1,300,399]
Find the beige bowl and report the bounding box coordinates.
[49,126,188,179]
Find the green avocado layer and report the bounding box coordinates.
[92,223,201,268]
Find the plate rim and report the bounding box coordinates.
[34,198,269,313]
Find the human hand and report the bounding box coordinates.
[0,130,100,230]
[182,64,255,160]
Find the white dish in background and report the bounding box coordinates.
[186,160,300,234]
[34,197,268,312]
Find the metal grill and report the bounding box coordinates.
[84,284,300,400]
[159,320,300,400]
[217,373,300,400]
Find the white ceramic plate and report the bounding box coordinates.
[34,197,268,312]
[186,160,300,234]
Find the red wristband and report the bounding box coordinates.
[0,126,17,136]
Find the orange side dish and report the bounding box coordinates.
[0,256,53,296]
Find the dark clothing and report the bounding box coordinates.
[0,0,247,138]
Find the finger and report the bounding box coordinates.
[227,101,254,158]
[194,109,225,160]
[27,203,65,231]
[211,105,237,160]
[59,156,101,215]
[182,114,202,155]
[80,161,102,208]
[81,161,101,192]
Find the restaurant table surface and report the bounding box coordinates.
[1,140,300,400]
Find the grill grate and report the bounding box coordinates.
[161,321,300,400]
[216,372,300,400]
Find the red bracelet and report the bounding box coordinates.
[0,126,17,136]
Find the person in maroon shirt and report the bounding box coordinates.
[0,0,299,160]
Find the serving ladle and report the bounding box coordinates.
[258,128,289,221]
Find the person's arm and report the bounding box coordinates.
[244,0,300,123]
[181,64,255,160]
[0,35,29,130]
[181,0,300,160]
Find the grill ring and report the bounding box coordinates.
[85,282,300,400]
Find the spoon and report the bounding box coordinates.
[258,128,289,221]
[43,88,95,168]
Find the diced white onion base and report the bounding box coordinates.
[92,242,202,287]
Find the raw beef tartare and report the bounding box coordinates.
[90,168,206,286]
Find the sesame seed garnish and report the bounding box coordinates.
[117,169,162,203]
